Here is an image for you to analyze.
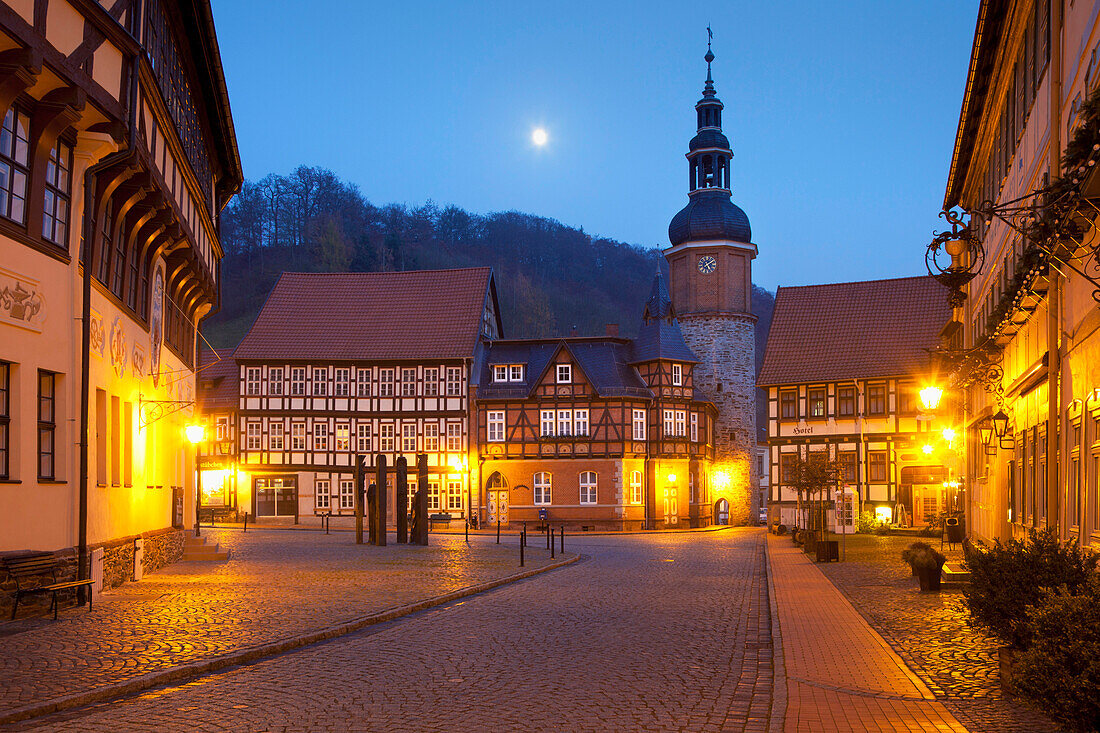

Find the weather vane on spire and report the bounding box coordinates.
[704,26,715,89]
[707,25,713,48]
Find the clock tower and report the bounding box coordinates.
[665,41,759,525]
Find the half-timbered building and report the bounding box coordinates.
[230,268,500,523]
[195,347,239,516]
[0,0,241,597]
[474,271,718,530]
[759,277,953,528]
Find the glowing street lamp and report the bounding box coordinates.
[922,443,935,455]
[919,385,943,412]
[185,424,205,537]
[941,427,956,443]
[185,424,205,444]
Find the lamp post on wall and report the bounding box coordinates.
[185,424,205,537]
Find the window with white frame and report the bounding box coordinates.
[312,367,328,395]
[339,479,354,510]
[672,363,682,386]
[291,422,306,450]
[493,365,508,382]
[401,368,417,396]
[579,471,597,504]
[574,409,588,437]
[690,413,698,442]
[380,423,395,451]
[556,364,571,383]
[630,470,642,504]
[245,367,261,395]
[356,423,372,452]
[335,423,350,451]
[424,423,439,452]
[689,472,695,502]
[446,367,463,396]
[334,368,350,396]
[557,410,572,436]
[427,481,441,510]
[541,410,555,437]
[246,421,262,450]
[487,411,505,442]
[315,479,330,509]
[290,368,306,396]
[447,480,463,511]
[216,416,228,441]
[534,472,551,504]
[402,423,417,452]
[379,368,395,397]
[314,423,329,451]
[446,422,462,451]
[269,422,284,451]
[424,368,438,396]
[269,367,283,395]
[663,409,675,436]
[509,364,524,381]
[406,478,417,513]
[357,368,371,396]
[674,410,686,437]
[633,409,646,441]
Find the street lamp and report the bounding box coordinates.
[919,385,943,412]
[978,421,995,456]
[992,409,1013,449]
[185,424,205,537]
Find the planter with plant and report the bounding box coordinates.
[901,541,946,591]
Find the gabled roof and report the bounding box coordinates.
[478,338,653,400]
[234,268,496,361]
[197,347,237,409]
[758,276,951,386]
[631,270,699,364]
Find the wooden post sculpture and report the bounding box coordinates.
[355,454,366,545]
[375,452,387,547]
[396,457,408,544]
[366,483,377,545]
[416,453,429,545]
[410,490,422,543]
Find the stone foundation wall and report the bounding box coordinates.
[679,313,759,526]
[0,527,184,619]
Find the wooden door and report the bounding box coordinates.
[488,490,509,524]
[664,487,678,525]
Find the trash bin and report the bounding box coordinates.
[946,517,964,544]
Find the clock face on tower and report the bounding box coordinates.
[697,255,717,274]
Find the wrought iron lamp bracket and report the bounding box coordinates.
[138,395,196,429]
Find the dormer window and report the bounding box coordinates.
[493,364,526,382]
[509,364,524,381]
[493,365,508,382]
[556,364,571,383]
[672,364,682,386]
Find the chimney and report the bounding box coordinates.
[605,323,619,337]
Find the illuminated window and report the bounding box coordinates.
[335,423,350,451]
[447,480,463,511]
[579,471,597,504]
[630,470,642,504]
[808,388,826,418]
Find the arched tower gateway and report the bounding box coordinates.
[665,42,758,525]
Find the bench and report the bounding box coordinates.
[7,553,94,620]
[428,513,452,529]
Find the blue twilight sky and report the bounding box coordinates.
[209,1,977,292]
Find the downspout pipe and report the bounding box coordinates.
[78,33,141,596]
[1047,0,1063,534]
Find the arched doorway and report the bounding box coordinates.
[486,472,509,525]
[714,498,730,525]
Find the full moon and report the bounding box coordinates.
[532,128,548,146]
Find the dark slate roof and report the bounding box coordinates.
[669,189,752,246]
[758,276,952,386]
[689,128,730,151]
[197,348,238,410]
[632,271,699,364]
[479,339,654,400]
[234,268,495,361]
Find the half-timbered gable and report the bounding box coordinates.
[228,268,499,522]
[474,271,719,531]
[759,277,953,528]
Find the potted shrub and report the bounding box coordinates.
[901,541,945,591]
[963,528,1098,692]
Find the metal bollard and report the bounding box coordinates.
[560,525,565,555]
[546,524,551,550]
[520,534,525,567]
[465,516,469,543]
[523,522,527,547]
[550,529,556,559]
[243,512,248,532]
[496,516,501,544]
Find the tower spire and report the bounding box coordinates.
[704,26,715,96]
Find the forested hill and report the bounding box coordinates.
[205,166,775,378]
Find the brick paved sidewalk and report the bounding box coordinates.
[767,535,967,732]
[0,529,569,723]
[813,534,1061,733]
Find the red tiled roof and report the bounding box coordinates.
[233,268,494,361]
[758,276,951,386]
[197,347,238,410]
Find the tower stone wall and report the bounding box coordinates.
[678,314,758,525]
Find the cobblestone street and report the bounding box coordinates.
[814,533,1062,733]
[0,528,566,722]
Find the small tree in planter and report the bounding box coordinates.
[785,455,842,555]
[901,541,946,591]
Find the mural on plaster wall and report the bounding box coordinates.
[90,312,105,356]
[110,318,127,377]
[132,344,145,377]
[150,268,164,387]
[0,267,45,332]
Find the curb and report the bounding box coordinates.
[0,554,581,726]
[205,523,749,537]
[764,534,788,733]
